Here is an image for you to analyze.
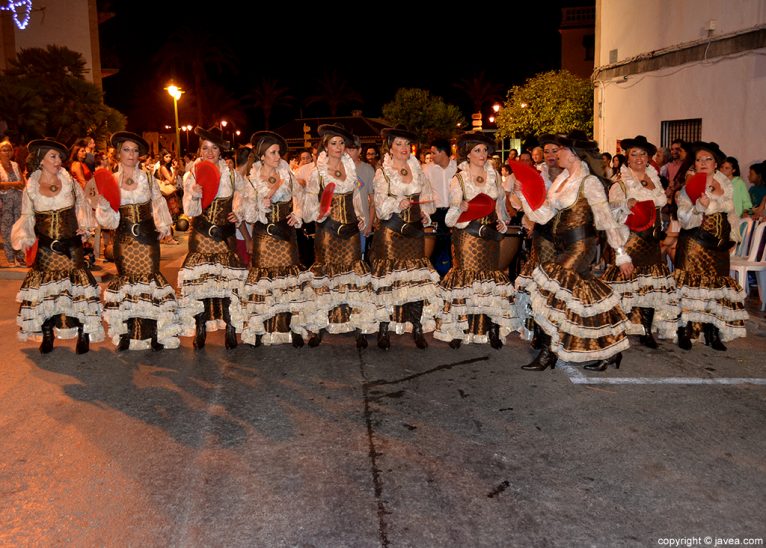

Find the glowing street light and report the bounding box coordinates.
[165,83,184,157]
[181,125,192,152]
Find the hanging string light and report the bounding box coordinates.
[1,0,32,30]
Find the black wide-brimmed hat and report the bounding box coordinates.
[27,138,69,159]
[317,124,354,146]
[554,130,599,154]
[690,141,726,166]
[250,130,287,157]
[457,131,497,155]
[110,131,149,156]
[381,126,417,144]
[195,125,231,151]
[620,135,657,157]
[538,134,559,146]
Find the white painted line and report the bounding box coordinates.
[557,364,766,385]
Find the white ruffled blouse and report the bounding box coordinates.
[95,167,173,236]
[373,153,435,224]
[677,170,740,241]
[445,161,509,230]
[11,169,97,251]
[609,164,668,225]
[243,159,303,228]
[183,158,245,219]
[303,152,365,223]
[517,160,631,264]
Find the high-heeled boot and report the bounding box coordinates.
[584,352,622,371]
[409,302,427,349]
[488,322,503,350]
[356,329,368,349]
[75,323,89,355]
[193,313,206,350]
[222,298,237,349]
[529,322,543,350]
[521,333,556,371]
[377,322,390,350]
[308,329,324,347]
[677,321,692,350]
[638,307,658,349]
[703,323,727,351]
[291,332,304,348]
[39,317,55,354]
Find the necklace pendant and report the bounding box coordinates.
[475,175,485,184]
[126,177,134,186]
[268,176,277,184]
[400,168,409,177]
[50,184,58,192]
[334,169,343,178]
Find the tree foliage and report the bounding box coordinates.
[496,70,593,140]
[382,88,465,144]
[0,46,126,145]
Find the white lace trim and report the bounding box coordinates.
[529,266,623,317]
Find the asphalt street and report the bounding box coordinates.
[0,235,764,547]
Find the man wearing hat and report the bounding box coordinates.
[13,139,105,354]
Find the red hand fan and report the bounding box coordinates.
[94,168,120,212]
[458,193,495,223]
[625,200,656,232]
[25,239,38,267]
[195,161,221,210]
[684,172,708,205]
[509,160,547,211]
[319,182,336,218]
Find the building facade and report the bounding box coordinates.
[593,0,766,169]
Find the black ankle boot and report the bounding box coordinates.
[117,334,130,351]
[150,336,164,351]
[75,326,89,355]
[703,323,727,351]
[408,302,427,350]
[412,323,427,349]
[522,333,556,370]
[224,324,237,349]
[356,329,368,349]
[377,322,390,350]
[448,338,462,349]
[194,314,206,350]
[638,308,658,349]
[39,317,54,354]
[584,352,623,371]
[677,321,692,350]
[308,329,324,347]
[291,332,304,348]
[488,323,503,350]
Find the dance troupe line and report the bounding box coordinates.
[10,126,748,372]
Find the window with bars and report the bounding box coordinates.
[660,119,702,148]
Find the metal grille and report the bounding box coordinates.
[661,119,702,147]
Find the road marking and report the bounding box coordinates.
[558,363,766,385]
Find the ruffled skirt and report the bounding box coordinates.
[600,232,678,339]
[16,245,104,342]
[370,225,441,333]
[177,229,246,335]
[307,228,375,334]
[240,229,313,345]
[673,233,747,342]
[434,229,517,345]
[526,237,629,362]
[103,232,180,349]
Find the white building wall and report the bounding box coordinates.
[596,0,766,170]
[13,0,96,84]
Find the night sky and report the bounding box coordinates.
[99,0,583,134]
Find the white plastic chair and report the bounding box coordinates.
[732,217,754,257]
[730,221,766,311]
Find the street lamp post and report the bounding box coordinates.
[165,84,184,158]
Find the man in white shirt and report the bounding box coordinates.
[346,135,375,258]
[424,138,457,276]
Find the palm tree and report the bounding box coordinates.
[6,44,87,80]
[305,70,363,117]
[154,26,238,125]
[247,78,293,130]
[453,71,504,115]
